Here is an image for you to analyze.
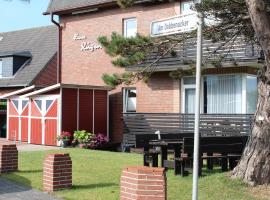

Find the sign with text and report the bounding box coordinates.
[150,13,197,37]
[73,33,102,52]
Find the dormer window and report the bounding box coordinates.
[0,52,31,78]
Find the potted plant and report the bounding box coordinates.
[57,131,72,148]
[89,133,109,149]
[73,130,94,148]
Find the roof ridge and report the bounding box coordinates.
[0,25,56,34]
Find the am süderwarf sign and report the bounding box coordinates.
[150,13,198,37]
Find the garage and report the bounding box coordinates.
[6,84,109,146]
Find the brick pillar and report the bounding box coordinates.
[43,153,72,192]
[0,144,18,173]
[120,166,167,200]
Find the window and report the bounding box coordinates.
[181,1,195,15]
[46,100,53,111]
[12,100,19,110]
[34,100,42,111]
[182,74,258,114]
[246,76,258,113]
[21,100,28,111]
[182,77,196,113]
[185,88,196,113]
[204,75,242,114]
[123,18,137,38]
[123,88,137,112]
[183,77,196,85]
[0,59,2,78]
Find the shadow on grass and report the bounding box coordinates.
[170,164,228,178]
[72,183,117,190]
[0,174,32,195]
[19,169,43,173]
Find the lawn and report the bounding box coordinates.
[0,148,268,200]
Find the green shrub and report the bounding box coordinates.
[73,130,94,145]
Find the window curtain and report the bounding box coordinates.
[185,88,195,113]
[246,76,258,113]
[206,75,242,114]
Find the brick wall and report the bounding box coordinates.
[60,3,180,86]
[136,72,180,113]
[60,3,181,143]
[0,144,18,173]
[32,54,57,87]
[120,166,167,200]
[43,153,72,192]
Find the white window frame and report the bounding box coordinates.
[181,74,258,114]
[181,77,204,114]
[123,88,137,113]
[245,74,258,114]
[123,18,137,38]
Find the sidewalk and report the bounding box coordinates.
[0,138,61,152]
[0,178,61,200]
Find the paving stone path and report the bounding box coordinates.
[0,178,61,200]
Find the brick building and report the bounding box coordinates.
[45,0,260,147]
[0,26,58,139]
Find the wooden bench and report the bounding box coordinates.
[174,136,249,176]
[137,133,194,168]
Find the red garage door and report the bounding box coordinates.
[21,100,29,142]
[8,117,19,141]
[30,100,42,145]
[94,90,108,135]
[8,100,19,141]
[44,99,58,146]
[30,97,58,146]
[8,99,30,142]
[21,118,28,142]
[31,119,42,145]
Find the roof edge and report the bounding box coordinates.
[21,83,111,98]
[43,0,164,15]
[43,1,116,15]
[0,85,35,99]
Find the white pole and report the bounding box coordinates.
[192,0,203,200]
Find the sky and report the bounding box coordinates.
[0,0,52,32]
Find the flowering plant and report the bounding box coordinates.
[57,131,72,142]
[72,130,95,148]
[89,133,109,149]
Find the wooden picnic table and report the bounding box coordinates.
[147,139,183,168]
